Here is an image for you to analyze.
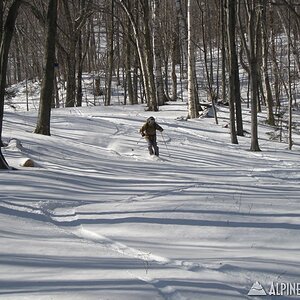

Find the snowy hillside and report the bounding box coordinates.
[1,99,300,299]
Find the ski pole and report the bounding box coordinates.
[131,136,144,152]
[137,136,143,145]
[161,132,170,157]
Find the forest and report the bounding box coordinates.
[0,0,299,169]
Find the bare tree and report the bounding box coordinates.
[34,0,58,136]
[153,0,165,106]
[0,0,23,169]
[105,0,114,106]
[260,1,275,126]
[118,0,158,111]
[57,0,92,107]
[247,0,261,151]
[187,0,198,118]
[175,0,188,72]
[226,0,239,144]
[2,0,300,154]
[123,0,135,105]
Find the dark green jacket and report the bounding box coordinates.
[140,122,163,137]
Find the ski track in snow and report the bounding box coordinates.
[0,195,250,300]
[0,199,203,300]
[2,104,300,299]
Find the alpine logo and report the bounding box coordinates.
[248,281,300,297]
[248,281,267,296]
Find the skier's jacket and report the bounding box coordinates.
[140,122,163,138]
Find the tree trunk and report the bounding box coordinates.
[133,57,138,104]
[142,0,157,111]
[248,1,261,151]
[65,38,77,107]
[125,40,134,105]
[118,0,157,111]
[171,41,178,101]
[34,0,58,135]
[232,4,243,136]
[76,33,83,107]
[270,6,280,112]
[226,0,238,144]
[153,0,165,106]
[0,0,3,43]
[0,0,22,169]
[175,0,188,73]
[105,0,114,106]
[261,1,274,126]
[14,36,22,82]
[221,0,227,103]
[60,0,90,108]
[187,0,198,119]
[287,9,293,150]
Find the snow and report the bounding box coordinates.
[1,99,300,299]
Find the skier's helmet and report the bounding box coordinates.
[147,116,155,126]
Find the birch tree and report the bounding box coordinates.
[118,0,158,111]
[187,0,198,118]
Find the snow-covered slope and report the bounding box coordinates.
[1,102,300,299]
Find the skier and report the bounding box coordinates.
[140,116,164,156]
